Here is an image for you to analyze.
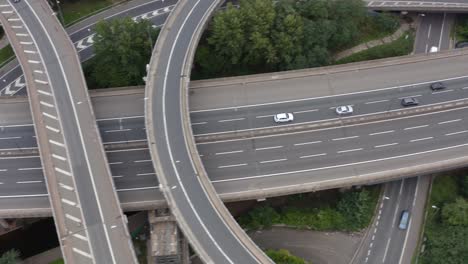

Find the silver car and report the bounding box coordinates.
[273,113,294,123]
[335,105,353,115]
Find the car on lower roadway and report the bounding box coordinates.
[401,97,419,107]
[398,210,410,230]
[430,82,445,91]
[335,105,353,115]
[274,113,294,123]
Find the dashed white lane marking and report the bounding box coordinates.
[20,41,33,45]
[369,130,394,136]
[370,242,373,248]
[24,50,36,54]
[410,137,433,142]
[256,114,273,119]
[375,143,398,148]
[65,214,82,223]
[134,160,151,163]
[0,136,21,140]
[445,130,468,136]
[136,172,156,176]
[35,79,48,85]
[332,136,359,141]
[52,154,66,161]
[34,70,44,74]
[49,140,64,147]
[27,60,40,64]
[59,183,74,191]
[300,153,327,159]
[112,175,124,178]
[0,169,7,172]
[215,150,244,155]
[398,94,422,99]
[38,89,52,96]
[218,163,248,169]
[45,125,60,133]
[294,109,319,114]
[365,99,389,104]
[16,181,42,184]
[432,89,453,94]
[404,124,429,130]
[72,248,92,259]
[259,158,287,164]
[109,162,123,165]
[329,104,354,109]
[255,146,283,151]
[72,233,88,241]
[104,128,131,133]
[371,235,375,241]
[15,33,28,37]
[294,140,322,146]
[192,122,207,125]
[61,198,77,207]
[218,117,245,122]
[55,167,72,176]
[438,119,461,124]
[337,148,363,153]
[39,101,54,108]
[462,86,468,90]
[43,112,58,120]
[18,167,42,171]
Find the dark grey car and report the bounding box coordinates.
[401,97,419,107]
[430,82,446,91]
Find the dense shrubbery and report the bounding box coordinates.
[238,188,378,231]
[420,175,468,264]
[193,0,401,79]
[266,249,310,264]
[456,15,468,41]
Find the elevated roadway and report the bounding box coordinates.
[145,0,271,263]
[365,0,468,12]
[2,48,468,217]
[0,0,137,263]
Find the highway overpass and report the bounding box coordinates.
[0,0,137,263]
[365,0,468,12]
[1,48,468,218]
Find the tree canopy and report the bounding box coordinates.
[0,249,20,264]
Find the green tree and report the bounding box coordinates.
[238,206,280,230]
[266,249,309,264]
[460,175,468,198]
[441,198,468,226]
[337,189,374,230]
[89,17,159,88]
[0,249,20,264]
[422,225,468,264]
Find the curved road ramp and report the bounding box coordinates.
[0,0,137,263]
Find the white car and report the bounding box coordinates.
[429,46,438,53]
[273,113,294,123]
[335,105,353,115]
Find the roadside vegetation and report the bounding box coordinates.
[0,249,20,264]
[238,187,379,232]
[193,0,401,79]
[334,31,414,64]
[266,249,310,264]
[54,0,115,25]
[455,15,468,42]
[0,45,14,67]
[83,17,159,89]
[418,174,468,264]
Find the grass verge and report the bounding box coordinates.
[0,44,14,67]
[334,30,414,65]
[60,0,114,25]
[48,259,64,264]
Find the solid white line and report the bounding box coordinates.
[260,158,287,164]
[215,150,244,155]
[102,139,146,145]
[438,119,461,124]
[96,115,144,122]
[365,99,389,104]
[61,198,77,207]
[337,148,363,153]
[218,117,245,122]
[445,130,468,136]
[105,128,131,133]
[49,140,64,147]
[134,160,151,163]
[294,109,319,114]
[410,137,433,142]
[218,163,248,169]
[375,143,399,148]
[72,248,93,259]
[55,167,72,177]
[255,146,283,151]
[105,147,148,153]
[332,136,359,141]
[116,186,159,192]
[382,238,392,263]
[38,89,52,96]
[18,167,42,171]
[404,124,429,130]
[16,181,42,184]
[39,101,54,108]
[136,172,155,176]
[42,112,58,120]
[300,153,327,159]
[52,154,67,161]
[369,130,395,136]
[294,140,322,146]
[45,125,60,133]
